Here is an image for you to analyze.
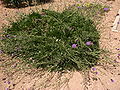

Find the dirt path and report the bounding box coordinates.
[0,0,120,90]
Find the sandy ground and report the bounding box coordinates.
[0,0,120,90]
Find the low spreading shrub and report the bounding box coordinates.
[0,8,100,71]
[70,2,109,23]
[1,0,30,7]
[1,0,50,7]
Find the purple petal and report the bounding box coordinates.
[4,81,6,83]
[86,41,93,46]
[77,6,81,8]
[8,81,10,84]
[116,48,120,50]
[6,88,9,90]
[95,72,98,74]
[104,8,109,11]
[72,44,77,48]
[92,67,96,71]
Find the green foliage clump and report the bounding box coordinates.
[0,9,100,71]
[71,2,109,23]
[1,0,30,7]
[1,0,49,7]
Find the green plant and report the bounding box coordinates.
[2,0,23,7]
[70,2,109,24]
[2,0,51,8]
[0,9,100,72]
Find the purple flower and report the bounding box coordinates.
[86,41,93,46]
[77,6,81,9]
[72,44,77,48]
[110,79,114,82]
[4,81,6,83]
[6,88,9,90]
[92,67,96,71]
[116,48,120,50]
[104,8,109,11]
[118,54,120,56]
[8,81,10,84]
[95,72,98,74]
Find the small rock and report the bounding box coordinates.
[92,77,98,81]
[2,78,6,80]
[118,73,120,75]
[116,14,119,16]
[13,84,16,86]
[114,38,117,40]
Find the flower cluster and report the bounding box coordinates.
[72,41,93,48]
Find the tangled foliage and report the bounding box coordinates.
[0,9,100,71]
[1,0,51,7]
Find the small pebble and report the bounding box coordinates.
[2,78,6,80]
[111,26,113,27]
[13,84,16,86]
[114,38,117,40]
[116,14,119,16]
[92,77,98,81]
[111,79,114,82]
[118,73,120,75]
